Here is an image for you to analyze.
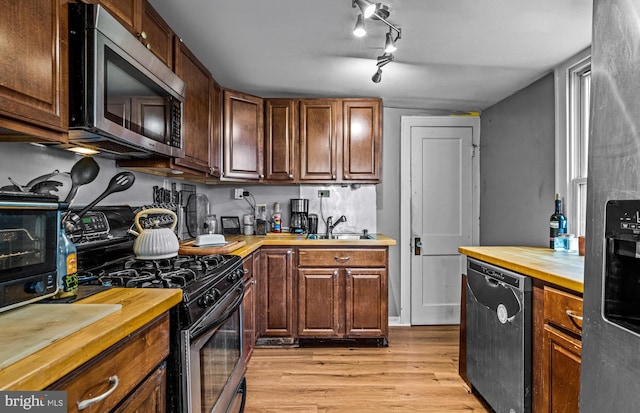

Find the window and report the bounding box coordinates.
[555,48,591,236]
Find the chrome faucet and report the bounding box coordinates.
[326,215,347,238]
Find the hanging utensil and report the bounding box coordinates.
[63,157,100,204]
[75,172,136,218]
[7,178,26,193]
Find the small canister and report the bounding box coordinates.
[243,214,254,235]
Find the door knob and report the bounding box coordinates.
[415,237,422,255]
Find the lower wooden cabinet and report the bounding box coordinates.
[257,248,296,341]
[535,285,583,413]
[48,313,170,413]
[297,247,388,341]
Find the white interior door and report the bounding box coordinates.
[409,121,475,325]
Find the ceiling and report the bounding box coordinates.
[148,0,593,112]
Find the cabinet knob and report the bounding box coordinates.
[334,270,338,276]
[138,31,147,40]
[332,174,337,180]
[334,256,351,263]
[288,174,294,179]
[146,43,151,50]
[259,174,264,179]
[287,250,293,255]
[344,174,349,179]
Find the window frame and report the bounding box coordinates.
[555,47,591,236]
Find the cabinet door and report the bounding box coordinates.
[96,0,142,33]
[141,0,174,68]
[299,99,340,181]
[342,99,382,182]
[297,268,341,337]
[223,90,264,180]
[259,248,295,337]
[345,268,388,337]
[264,99,297,182]
[541,324,582,413]
[173,39,213,174]
[113,363,166,413]
[0,0,68,140]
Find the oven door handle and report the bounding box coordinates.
[190,284,244,339]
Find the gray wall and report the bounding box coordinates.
[580,0,640,409]
[479,73,556,246]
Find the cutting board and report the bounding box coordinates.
[178,240,246,255]
[0,303,121,369]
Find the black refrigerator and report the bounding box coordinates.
[581,0,640,410]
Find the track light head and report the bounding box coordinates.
[384,31,397,53]
[353,0,376,19]
[372,68,383,83]
[353,14,366,37]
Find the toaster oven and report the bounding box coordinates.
[0,193,64,312]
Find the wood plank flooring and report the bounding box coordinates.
[244,326,490,412]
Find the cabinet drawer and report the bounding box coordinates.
[544,286,583,336]
[243,254,254,281]
[50,313,170,413]
[298,248,387,267]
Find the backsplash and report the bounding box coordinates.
[0,143,377,235]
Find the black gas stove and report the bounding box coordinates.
[73,205,247,413]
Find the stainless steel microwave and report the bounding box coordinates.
[68,4,185,158]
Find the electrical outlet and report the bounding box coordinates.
[318,190,330,198]
[234,188,244,199]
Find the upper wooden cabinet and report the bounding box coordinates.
[96,0,174,67]
[342,99,382,182]
[173,39,213,174]
[0,0,68,142]
[264,99,297,182]
[223,90,264,181]
[298,98,382,184]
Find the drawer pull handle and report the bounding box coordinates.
[334,256,351,262]
[566,309,583,329]
[78,375,119,410]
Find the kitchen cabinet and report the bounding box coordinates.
[299,99,341,182]
[298,98,382,183]
[264,99,297,182]
[173,39,214,175]
[223,89,264,181]
[297,247,388,342]
[242,253,258,363]
[48,313,170,413]
[0,0,68,142]
[536,285,583,413]
[342,99,382,182]
[257,247,296,344]
[96,0,174,68]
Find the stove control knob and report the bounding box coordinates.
[228,268,243,282]
[198,288,221,308]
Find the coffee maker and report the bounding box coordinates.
[290,199,308,233]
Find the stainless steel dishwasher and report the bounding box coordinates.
[466,258,532,413]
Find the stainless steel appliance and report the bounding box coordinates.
[466,258,532,413]
[0,192,65,312]
[68,4,185,158]
[73,206,247,413]
[290,198,308,233]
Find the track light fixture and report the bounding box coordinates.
[350,0,402,82]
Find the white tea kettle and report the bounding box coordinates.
[130,208,179,260]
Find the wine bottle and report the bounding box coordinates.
[549,193,568,248]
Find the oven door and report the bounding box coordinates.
[182,283,246,413]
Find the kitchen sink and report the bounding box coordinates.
[306,233,375,240]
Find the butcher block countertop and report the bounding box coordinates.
[225,233,397,258]
[0,288,182,391]
[458,246,584,293]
